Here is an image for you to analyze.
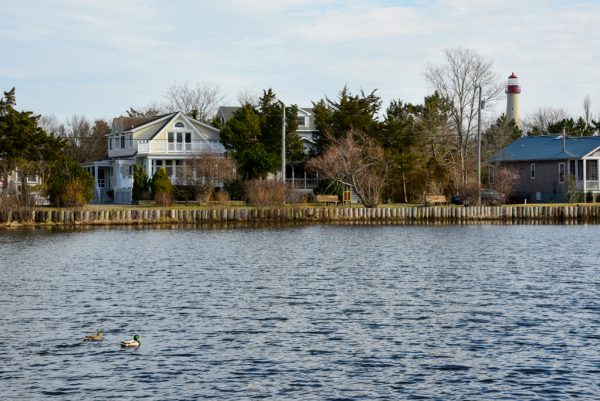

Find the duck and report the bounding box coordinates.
[83,330,104,341]
[121,335,141,347]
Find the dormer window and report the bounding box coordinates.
[175,122,185,128]
[297,116,306,126]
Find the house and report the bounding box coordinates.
[84,112,224,204]
[216,106,318,189]
[492,135,600,202]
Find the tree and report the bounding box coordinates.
[151,167,173,206]
[0,88,66,199]
[126,104,162,117]
[219,89,303,179]
[379,100,420,202]
[132,164,150,201]
[164,82,225,122]
[584,94,592,128]
[45,154,95,207]
[482,115,522,160]
[61,115,109,163]
[184,152,236,203]
[547,117,594,136]
[312,86,382,151]
[424,48,501,187]
[307,129,390,208]
[524,106,569,135]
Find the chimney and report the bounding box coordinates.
[190,109,198,120]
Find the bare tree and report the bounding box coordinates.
[307,129,391,208]
[237,89,259,107]
[491,165,519,200]
[184,152,236,203]
[38,115,63,136]
[164,82,225,122]
[61,115,109,163]
[126,103,164,117]
[424,48,502,186]
[584,94,592,127]
[523,106,569,134]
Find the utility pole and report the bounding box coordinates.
[280,101,286,183]
[477,85,482,205]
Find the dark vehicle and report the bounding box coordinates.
[480,188,504,205]
[450,195,468,206]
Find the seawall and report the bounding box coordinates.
[4,205,600,226]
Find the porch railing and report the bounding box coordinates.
[287,178,318,189]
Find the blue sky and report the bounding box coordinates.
[1,0,599,124]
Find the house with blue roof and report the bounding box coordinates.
[492,135,600,202]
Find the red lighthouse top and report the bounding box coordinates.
[506,72,521,94]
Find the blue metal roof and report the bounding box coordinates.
[492,135,600,162]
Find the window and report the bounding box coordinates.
[168,132,188,151]
[569,160,576,177]
[109,137,112,150]
[175,122,185,128]
[168,132,175,151]
[530,163,535,179]
[120,135,125,149]
[129,134,133,148]
[578,160,584,180]
[559,163,565,183]
[297,116,306,126]
[586,160,598,180]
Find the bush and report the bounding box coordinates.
[173,185,195,202]
[45,156,94,207]
[224,179,245,200]
[244,179,286,206]
[212,189,230,203]
[151,168,173,206]
[132,165,149,201]
[0,191,36,222]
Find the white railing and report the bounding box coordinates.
[287,178,319,189]
[138,140,225,155]
[138,142,149,154]
[586,180,600,191]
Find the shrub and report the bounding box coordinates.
[213,189,230,203]
[151,168,173,206]
[132,165,149,201]
[45,156,94,207]
[244,179,286,206]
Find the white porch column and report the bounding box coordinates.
[583,158,587,197]
[146,158,152,178]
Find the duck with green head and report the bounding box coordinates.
[121,335,141,347]
[83,330,104,341]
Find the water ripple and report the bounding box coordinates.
[1,224,600,400]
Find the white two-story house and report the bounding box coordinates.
[84,112,224,204]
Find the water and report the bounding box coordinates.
[1,224,599,400]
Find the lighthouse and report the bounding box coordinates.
[506,72,521,127]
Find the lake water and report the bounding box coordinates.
[1,223,599,400]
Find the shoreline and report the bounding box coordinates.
[3,204,600,227]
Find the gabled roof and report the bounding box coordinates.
[493,135,600,162]
[217,105,317,131]
[114,113,173,132]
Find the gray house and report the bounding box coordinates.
[492,135,600,202]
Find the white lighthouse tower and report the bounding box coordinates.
[506,72,521,127]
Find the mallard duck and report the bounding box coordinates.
[83,330,104,341]
[121,335,141,347]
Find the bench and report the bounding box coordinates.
[316,194,339,206]
[425,195,447,206]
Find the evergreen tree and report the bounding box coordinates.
[151,167,173,206]
[312,86,382,151]
[219,89,303,179]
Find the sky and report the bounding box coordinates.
[1,0,599,125]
